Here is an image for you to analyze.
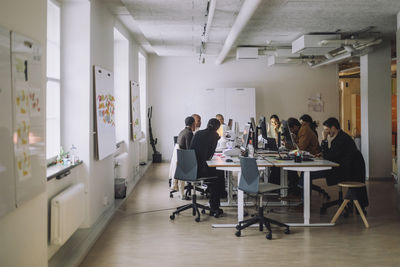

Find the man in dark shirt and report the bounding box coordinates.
[320,117,368,208]
[177,116,195,149]
[190,118,225,217]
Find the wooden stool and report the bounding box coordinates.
[331,182,369,228]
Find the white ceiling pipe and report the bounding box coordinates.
[203,0,216,43]
[310,52,352,68]
[215,0,262,65]
[353,39,382,50]
[318,38,376,46]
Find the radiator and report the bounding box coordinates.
[51,183,85,246]
[114,152,129,178]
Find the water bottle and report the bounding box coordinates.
[248,143,254,158]
[70,144,77,164]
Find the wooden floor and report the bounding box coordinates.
[80,163,400,267]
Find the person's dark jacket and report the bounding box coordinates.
[321,130,368,207]
[177,127,193,149]
[189,128,219,177]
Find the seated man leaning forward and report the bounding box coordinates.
[190,118,225,217]
[177,116,195,150]
[318,117,369,209]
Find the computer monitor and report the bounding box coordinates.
[234,121,240,138]
[240,124,250,151]
[259,116,268,139]
[266,137,278,151]
[227,119,233,130]
[250,117,256,131]
[249,117,258,149]
[281,120,293,147]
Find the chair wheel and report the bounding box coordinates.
[236,225,240,230]
[201,209,206,214]
[235,231,241,237]
[195,217,200,222]
[266,233,272,240]
[170,214,175,220]
[284,228,290,234]
[169,193,173,198]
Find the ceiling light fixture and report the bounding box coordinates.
[199,0,216,63]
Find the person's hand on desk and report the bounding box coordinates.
[314,152,323,159]
[322,128,329,141]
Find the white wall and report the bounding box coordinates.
[0,0,48,266]
[54,0,147,258]
[148,56,339,159]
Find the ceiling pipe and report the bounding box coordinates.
[318,38,376,46]
[215,0,262,65]
[310,52,352,68]
[202,0,216,43]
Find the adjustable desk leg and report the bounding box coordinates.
[237,170,244,222]
[303,171,310,225]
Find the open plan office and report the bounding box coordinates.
[1,0,400,266]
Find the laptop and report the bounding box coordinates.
[265,137,278,151]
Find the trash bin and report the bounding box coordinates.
[115,178,127,199]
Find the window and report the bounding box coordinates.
[138,52,147,137]
[113,28,129,143]
[46,0,61,159]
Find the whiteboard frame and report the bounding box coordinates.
[93,65,116,160]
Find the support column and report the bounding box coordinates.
[360,41,392,179]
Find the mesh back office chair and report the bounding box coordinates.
[169,137,207,199]
[169,149,215,222]
[235,157,290,239]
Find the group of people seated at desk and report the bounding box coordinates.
[170,112,369,219]
[267,114,368,211]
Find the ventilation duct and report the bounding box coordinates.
[292,34,341,55]
[236,47,259,59]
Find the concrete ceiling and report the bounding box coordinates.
[104,0,400,58]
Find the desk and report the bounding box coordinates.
[207,156,339,228]
[263,157,339,227]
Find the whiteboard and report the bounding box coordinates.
[224,88,256,131]
[130,81,140,141]
[11,31,46,207]
[0,26,16,217]
[94,66,116,160]
[193,88,255,131]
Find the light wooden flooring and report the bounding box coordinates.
[80,163,400,267]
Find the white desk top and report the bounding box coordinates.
[264,156,339,168]
[207,155,339,168]
[207,156,273,168]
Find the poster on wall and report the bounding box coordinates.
[130,81,140,141]
[94,65,116,160]
[11,31,46,207]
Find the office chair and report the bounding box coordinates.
[169,137,207,199]
[235,157,290,240]
[169,149,216,222]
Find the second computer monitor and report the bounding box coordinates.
[259,116,268,139]
[241,124,250,151]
